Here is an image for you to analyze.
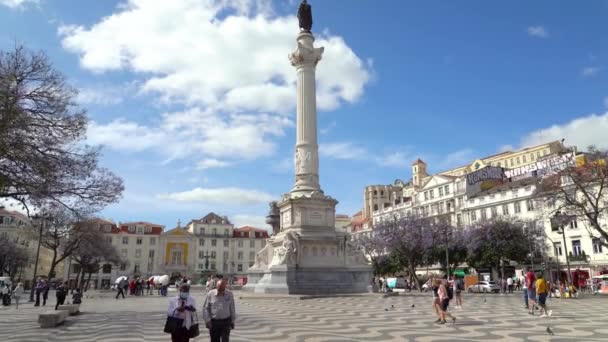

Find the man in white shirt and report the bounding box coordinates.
[203,279,235,342]
[507,277,514,293]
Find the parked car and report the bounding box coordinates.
[467,281,500,293]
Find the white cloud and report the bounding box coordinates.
[158,186,274,205]
[320,121,336,135]
[582,67,600,77]
[232,214,269,230]
[76,83,136,106]
[58,0,371,114]
[498,144,514,152]
[196,158,232,170]
[87,108,292,161]
[439,148,476,169]
[520,112,608,150]
[0,0,38,8]
[319,142,367,160]
[527,26,548,38]
[376,152,410,169]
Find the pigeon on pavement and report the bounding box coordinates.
[546,326,554,335]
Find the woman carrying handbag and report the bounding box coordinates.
[165,284,200,342]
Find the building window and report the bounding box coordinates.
[430,189,434,199]
[471,211,477,222]
[106,236,112,244]
[249,251,255,260]
[238,252,243,260]
[224,229,229,237]
[128,225,135,233]
[526,199,534,211]
[373,190,377,196]
[224,240,229,247]
[439,187,444,196]
[212,239,217,246]
[593,239,603,254]
[145,226,152,233]
[200,228,205,235]
[569,219,578,229]
[135,249,141,258]
[380,190,384,196]
[223,251,229,260]
[121,249,128,258]
[136,227,143,234]
[122,237,129,244]
[480,208,487,220]
[136,237,143,245]
[424,192,428,200]
[211,251,216,259]
[373,204,378,211]
[198,263,204,270]
[514,202,521,214]
[199,251,205,259]
[238,240,244,248]
[456,214,462,226]
[102,264,112,273]
[572,240,582,256]
[211,262,216,270]
[444,185,450,194]
[149,250,155,258]
[250,240,255,248]
[490,207,498,218]
[554,243,562,256]
[150,237,156,245]
[199,239,205,246]
[502,204,509,215]
[516,156,520,165]
[71,264,81,274]
[147,263,153,272]
[120,263,126,271]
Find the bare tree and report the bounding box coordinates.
[71,222,122,291]
[536,147,608,246]
[0,45,123,215]
[0,234,29,277]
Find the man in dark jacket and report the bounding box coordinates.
[55,281,68,310]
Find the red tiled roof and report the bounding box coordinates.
[114,223,164,235]
[412,158,426,166]
[233,226,269,238]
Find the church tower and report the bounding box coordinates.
[412,158,427,187]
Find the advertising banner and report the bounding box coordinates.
[465,166,505,197]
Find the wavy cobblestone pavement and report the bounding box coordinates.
[2,290,608,341]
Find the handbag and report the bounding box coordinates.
[164,309,184,334]
[188,311,200,338]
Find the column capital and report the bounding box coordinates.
[289,32,324,67]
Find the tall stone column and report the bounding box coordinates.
[289,32,324,195]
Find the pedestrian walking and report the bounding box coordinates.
[454,277,464,309]
[42,280,49,306]
[535,273,552,318]
[203,279,236,342]
[165,284,198,342]
[116,278,127,299]
[526,268,538,315]
[507,277,514,293]
[431,278,442,323]
[1,283,9,306]
[72,288,82,304]
[55,281,68,310]
[12,282,24,309]
[34,278,44,306]
[436,278,456,324]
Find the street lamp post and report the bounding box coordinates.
[29,215,45,302]
[550,211,575,285]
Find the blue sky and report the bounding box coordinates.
[2,0,607,230]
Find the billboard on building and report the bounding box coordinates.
[504,152,575,179]
[465,166,505,197]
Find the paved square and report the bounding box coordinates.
[2,290,608,341]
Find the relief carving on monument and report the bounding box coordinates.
[252,244,272,270]
[271,231,300,266]
[345,239,368,265]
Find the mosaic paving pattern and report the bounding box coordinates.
[1,290,608,341]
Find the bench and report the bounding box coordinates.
[38,310,68,328]
[57,304,80,315]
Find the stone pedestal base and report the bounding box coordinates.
[243,265,372,295]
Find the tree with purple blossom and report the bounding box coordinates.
[465,218,530,275]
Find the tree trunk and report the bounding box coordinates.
[409,266,422,291]
[79,270,86,290]
[84,271,93,292]
[47,250,58,279]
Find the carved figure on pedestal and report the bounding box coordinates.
[345,239,368,265]
[272,231,300,266]
[252,244,271,270]
[297,0,313,32]
[266,201,280,236]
